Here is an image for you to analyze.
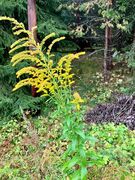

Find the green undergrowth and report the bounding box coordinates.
[0,53,133,121]
[73,53,134,107]
[0,118,134,179]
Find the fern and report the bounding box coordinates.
[0,90,46,119]
[0,17,85,97]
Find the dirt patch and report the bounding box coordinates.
[0,139,12,167]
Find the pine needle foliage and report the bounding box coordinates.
[0,17,85,97]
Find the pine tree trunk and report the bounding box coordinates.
[104,0,113,81]
[27,0,37,97]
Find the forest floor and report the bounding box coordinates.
[0,52,135,179]
[73,52,135,129]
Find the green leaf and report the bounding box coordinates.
[87,161,95,167]
[71,170,81,180]
[79,149,86,158]
[81,167,87,180]
[66,118,71,127]
[87,136,98,146]
[71,139,78,151]
[63,156,79,170]
[76,130,85,139]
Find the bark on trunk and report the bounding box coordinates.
[104,0,113,81]
[27,0,37,97]
[28,0,37,40]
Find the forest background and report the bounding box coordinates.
[0,0,135,179]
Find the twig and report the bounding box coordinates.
[115,93,135,119]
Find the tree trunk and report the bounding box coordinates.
[104,0,113,81]
[27,0,37,97]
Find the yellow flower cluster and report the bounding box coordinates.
[71,92,84,110]
[0,17,85,96]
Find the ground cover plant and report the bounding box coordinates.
[0,118,134,179]
[0,0,135,178]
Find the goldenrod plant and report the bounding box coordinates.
[51,89,87,179]
[0,17,85,96]
[0,17,88,179]
[71,92,84,110]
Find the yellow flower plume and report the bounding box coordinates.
[71,92,84,110]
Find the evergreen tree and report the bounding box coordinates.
[0,0,68,119]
